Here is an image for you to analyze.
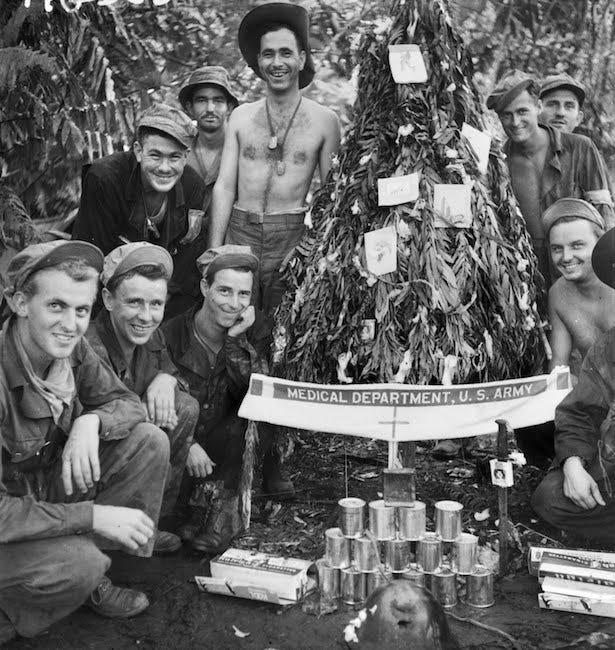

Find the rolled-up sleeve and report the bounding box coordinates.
[555,337,613,465]
[76,339,144,440]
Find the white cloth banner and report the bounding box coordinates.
[238,369,572,441]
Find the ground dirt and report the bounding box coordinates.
[6,434,615,650]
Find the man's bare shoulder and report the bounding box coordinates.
[231,100,265,123]
[302,97,338,121]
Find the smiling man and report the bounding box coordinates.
[86,242,199,554]
[539,74,586,134]
[546,198,615,369]
[487,70,614,285]
[73,104,207,318]
[162,245,273,554]
[179,66,238,214]
[0,241,170,643]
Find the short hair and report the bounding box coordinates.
[20,258,99,298]
[136,126,185,149]
[106,264,169,295]
[549,215,604,240]
[205,265,254,287]
[257,22,305,53]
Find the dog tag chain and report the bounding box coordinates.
[265,97,302,176]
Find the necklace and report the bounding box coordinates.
[265,96,302,176]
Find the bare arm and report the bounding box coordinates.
[209,110,241,247]
[548,289,572,371]
[318,110,341,185]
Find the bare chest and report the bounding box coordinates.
[561,290,615,354]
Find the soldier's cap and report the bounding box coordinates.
[138,103,197,149]
[540,73,585,106]
[238,1,315,89]
[179,66,239,111]
[543,198,605,234]
[101,242,173,288]
[6,240,103,295]
[197,244,259,280]
[486,70,537,113]
[592,228,615,289]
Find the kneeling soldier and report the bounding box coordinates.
[163,245,271,553]
[86,242,199,553]
[0,241,170,643]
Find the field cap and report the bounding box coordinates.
[179,66,239,110]
[592,228,615,289]
[543,198,605,234]
[138,103,197,149]
[540,73,585,106]
[486,70,536,113]
[6,240,103,296]
[238,1,315,89]
[197,244,258,280]
[101,242,173,287]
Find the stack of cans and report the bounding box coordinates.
[315,497,495,609]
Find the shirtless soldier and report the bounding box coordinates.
[208,1,340,315]
[546,198,615,370]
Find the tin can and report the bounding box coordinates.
[383,538,412,572]
[434,500,463,542]
[325,527,351,568]
[366,569,391,595]
[398,563,425,587]
[431,567,458,608]
[316,558,340,599]
[353,535,381,572]
[417,532,442,572]
[341,567,366,605]
[467,564,494,608]
[338,497,365,538]
[453,533,478,575]
[398,501,426,540]
[369,500,396,540]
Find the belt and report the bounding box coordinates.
[232,208,306,226]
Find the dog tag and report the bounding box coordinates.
[268,136,278,150]
[276,161,286,176]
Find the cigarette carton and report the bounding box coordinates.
[528,546,615,576]
[538,592,615,619]
[195,548,315,604]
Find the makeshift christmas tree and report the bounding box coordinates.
[273,0,545,386]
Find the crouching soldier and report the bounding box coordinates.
[162,245,270,554]
[0,241,170,644]
[86,242,199,553]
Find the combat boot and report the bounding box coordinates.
[191,487,243,555]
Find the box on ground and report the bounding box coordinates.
[195,548,315,605]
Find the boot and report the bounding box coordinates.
[191,487,243,555]
[177,506,207,544]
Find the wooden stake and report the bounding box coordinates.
[495,418,509,575]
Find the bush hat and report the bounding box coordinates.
[6,240,103,296]
[101,242,173,288]
[238,1,315,89]
[178,66,239,110]
[540,73,585,107]
[543,198,605,234]
[592,228,615,289]
[138,103,197,149]
[197,244,259,280]
[486,70,536,113]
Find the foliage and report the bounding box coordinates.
[272,0,544,386]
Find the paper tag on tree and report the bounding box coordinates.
[388,44,428,84]
[364,226,397,276]
[433,184,472,228]
[461,123,491,175]
[490,459,514,487]
[378,173,419,206]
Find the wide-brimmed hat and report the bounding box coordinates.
[178,66,239,110]
[540,73,585,107]
[592,228,615,289]
[6,240,103,296]
[101,242,173,288]
[238,2,315,89]
[486,70,536,113]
